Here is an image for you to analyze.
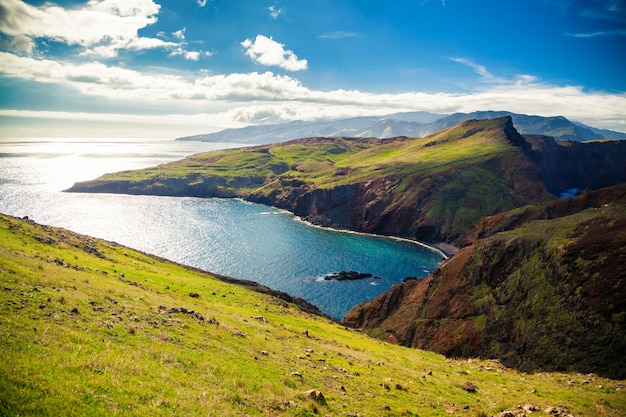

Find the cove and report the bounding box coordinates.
[0,138,443,319]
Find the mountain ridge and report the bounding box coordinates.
[177,110,626,144]
[70,117,553,244]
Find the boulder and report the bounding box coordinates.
[304,389,327,405]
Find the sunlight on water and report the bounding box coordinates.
[0,137,443,319]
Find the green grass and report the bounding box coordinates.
[75,118,517,191]
[1,213,625,416]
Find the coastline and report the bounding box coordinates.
[285,209,453,261]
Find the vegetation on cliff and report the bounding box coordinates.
[344,185,626,379]
[69,117,560,243]
[68,117,626,244]
[2,213,625,416]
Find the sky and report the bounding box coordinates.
[0,0,625,139]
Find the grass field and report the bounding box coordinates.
[1,213,624,416]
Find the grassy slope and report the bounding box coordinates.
[2,214,625,416]
[85,119,516,190]
[70,118,553,242]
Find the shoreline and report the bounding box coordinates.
[285,209,453,261]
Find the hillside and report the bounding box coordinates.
[68,117,626,246]
[344,185,626,379]
[1,213,625,416]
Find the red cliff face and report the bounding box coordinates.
[344,246,483,357]
[344,186,626,379]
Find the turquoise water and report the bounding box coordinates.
[0,138,443,319]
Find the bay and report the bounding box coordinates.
[0,137,443,319]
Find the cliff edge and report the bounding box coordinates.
[344,185,626,379]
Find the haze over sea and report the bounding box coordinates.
[0,138,442,319]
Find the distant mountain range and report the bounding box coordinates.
[177,110,626,144]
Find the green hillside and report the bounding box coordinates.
[2,213,624,416]
[68,117,554,243]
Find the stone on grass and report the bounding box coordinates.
[462,381,477,392]
[304,389,326,406]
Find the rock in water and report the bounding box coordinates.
[323,271,374,281]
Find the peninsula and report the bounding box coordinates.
[67,116,626,378]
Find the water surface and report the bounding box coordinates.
[0,137,442,318]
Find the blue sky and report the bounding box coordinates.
[0,0,625,138]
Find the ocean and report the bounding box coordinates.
[0,137,443,319]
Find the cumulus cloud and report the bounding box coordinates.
[241,35,308,71]
[0,0,177,57]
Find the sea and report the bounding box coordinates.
[0,137,443,319]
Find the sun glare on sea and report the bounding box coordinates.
[1,137,171,192]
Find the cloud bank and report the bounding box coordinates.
[1,50,624,134]
[0,0,174,57]
[0,0,214,60]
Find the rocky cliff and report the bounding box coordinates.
[68,117,552,243]
[69,117,626,246]
[523,135,626,194]
[344,185,626,379]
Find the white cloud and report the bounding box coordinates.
[565,28,626,37]
[318,31,358,39]
[241,35,308,71]
[170,47,213,61]
[197,0,208,7]
[268,5,283,19]
[167,28,212,61]
[172,28,186,41]
[0,51,624,135]
[0,0,176,57]
[450,57,495,80]
[184,51,201,61]
[7,34,35,55]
